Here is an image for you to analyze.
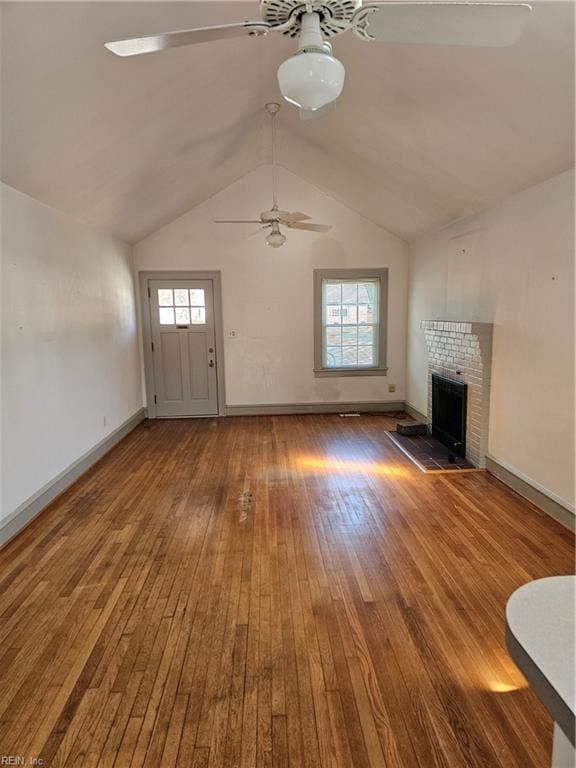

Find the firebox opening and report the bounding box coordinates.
[432,374,468,459]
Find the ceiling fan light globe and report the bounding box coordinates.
[277,52,345,111]
[266,230,286,248]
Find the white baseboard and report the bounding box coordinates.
[0,408,146,548]
[224,401,406,416]
[486,455,575,532]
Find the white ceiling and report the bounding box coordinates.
[1,1,574,243]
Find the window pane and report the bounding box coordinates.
[190,289,205,307]
[325,347,342,367]
[191,307,206,324]
[358,282,377,303]
[175,307,190,324]
[358,326,374,345]
[358,346,375,366]
[158,289,173,307]
[342,327,357,345]
[325,282,341,304]
[174,289,189,306]
[358,304,376,324]
[342,306,357,325]
[159,307,175,325]
[342,347,358,366]
[342,283,358,304]
[325,327,341,345]
[326,305,342,325]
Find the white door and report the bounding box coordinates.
[148,279,219,417]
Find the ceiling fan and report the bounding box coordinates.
[213,102,331,248]
[105,1,532,116]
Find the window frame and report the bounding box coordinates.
[313,268,389,378]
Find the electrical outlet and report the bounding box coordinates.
[388,384,396,393]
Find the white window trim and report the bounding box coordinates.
[313,268,389,378]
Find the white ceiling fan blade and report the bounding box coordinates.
[300,101,337,121]
[104,21,271,57]
[214,219,263,224]
[279,212,312,223]
[351,3,532,47]
[286,222,332,233]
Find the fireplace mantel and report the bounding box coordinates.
[420,320,493,335]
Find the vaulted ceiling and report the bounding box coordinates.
[1,1,574,243]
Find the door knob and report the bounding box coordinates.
[209,360,215,368]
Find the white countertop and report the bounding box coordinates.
[506,576,575,744]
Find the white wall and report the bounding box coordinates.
[407,169,575,511]
[134,166,409,407]
[1,183,142,525]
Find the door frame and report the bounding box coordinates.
[139,270,226,418]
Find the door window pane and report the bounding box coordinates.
[159,307,175,325]
[190,289,205,307]
[158,289,173,306]
[174,289,189,306]
[175,307,191,324]
[191,307,206,324]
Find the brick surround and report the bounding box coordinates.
[420,320,493,468]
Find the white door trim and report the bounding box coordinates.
[139,270,226,418]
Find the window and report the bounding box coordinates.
[158,288,206,325]
[314,269,388,377]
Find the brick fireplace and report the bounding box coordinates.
[420,321,493,468]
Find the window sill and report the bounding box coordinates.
[313,367,388,378]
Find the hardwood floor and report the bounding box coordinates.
[0,414,573,767]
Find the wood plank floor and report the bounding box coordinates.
[0,414,573,767]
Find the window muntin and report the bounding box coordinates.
[158,288,206,325]
[322,279,380,369]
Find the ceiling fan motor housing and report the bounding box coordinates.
[261,209,290,222]
[260,0,361,38]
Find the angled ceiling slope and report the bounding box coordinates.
[1,1,574,244]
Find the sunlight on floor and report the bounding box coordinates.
[477,663,528,694]
[296,455,411,477]
[486,680,528,693]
